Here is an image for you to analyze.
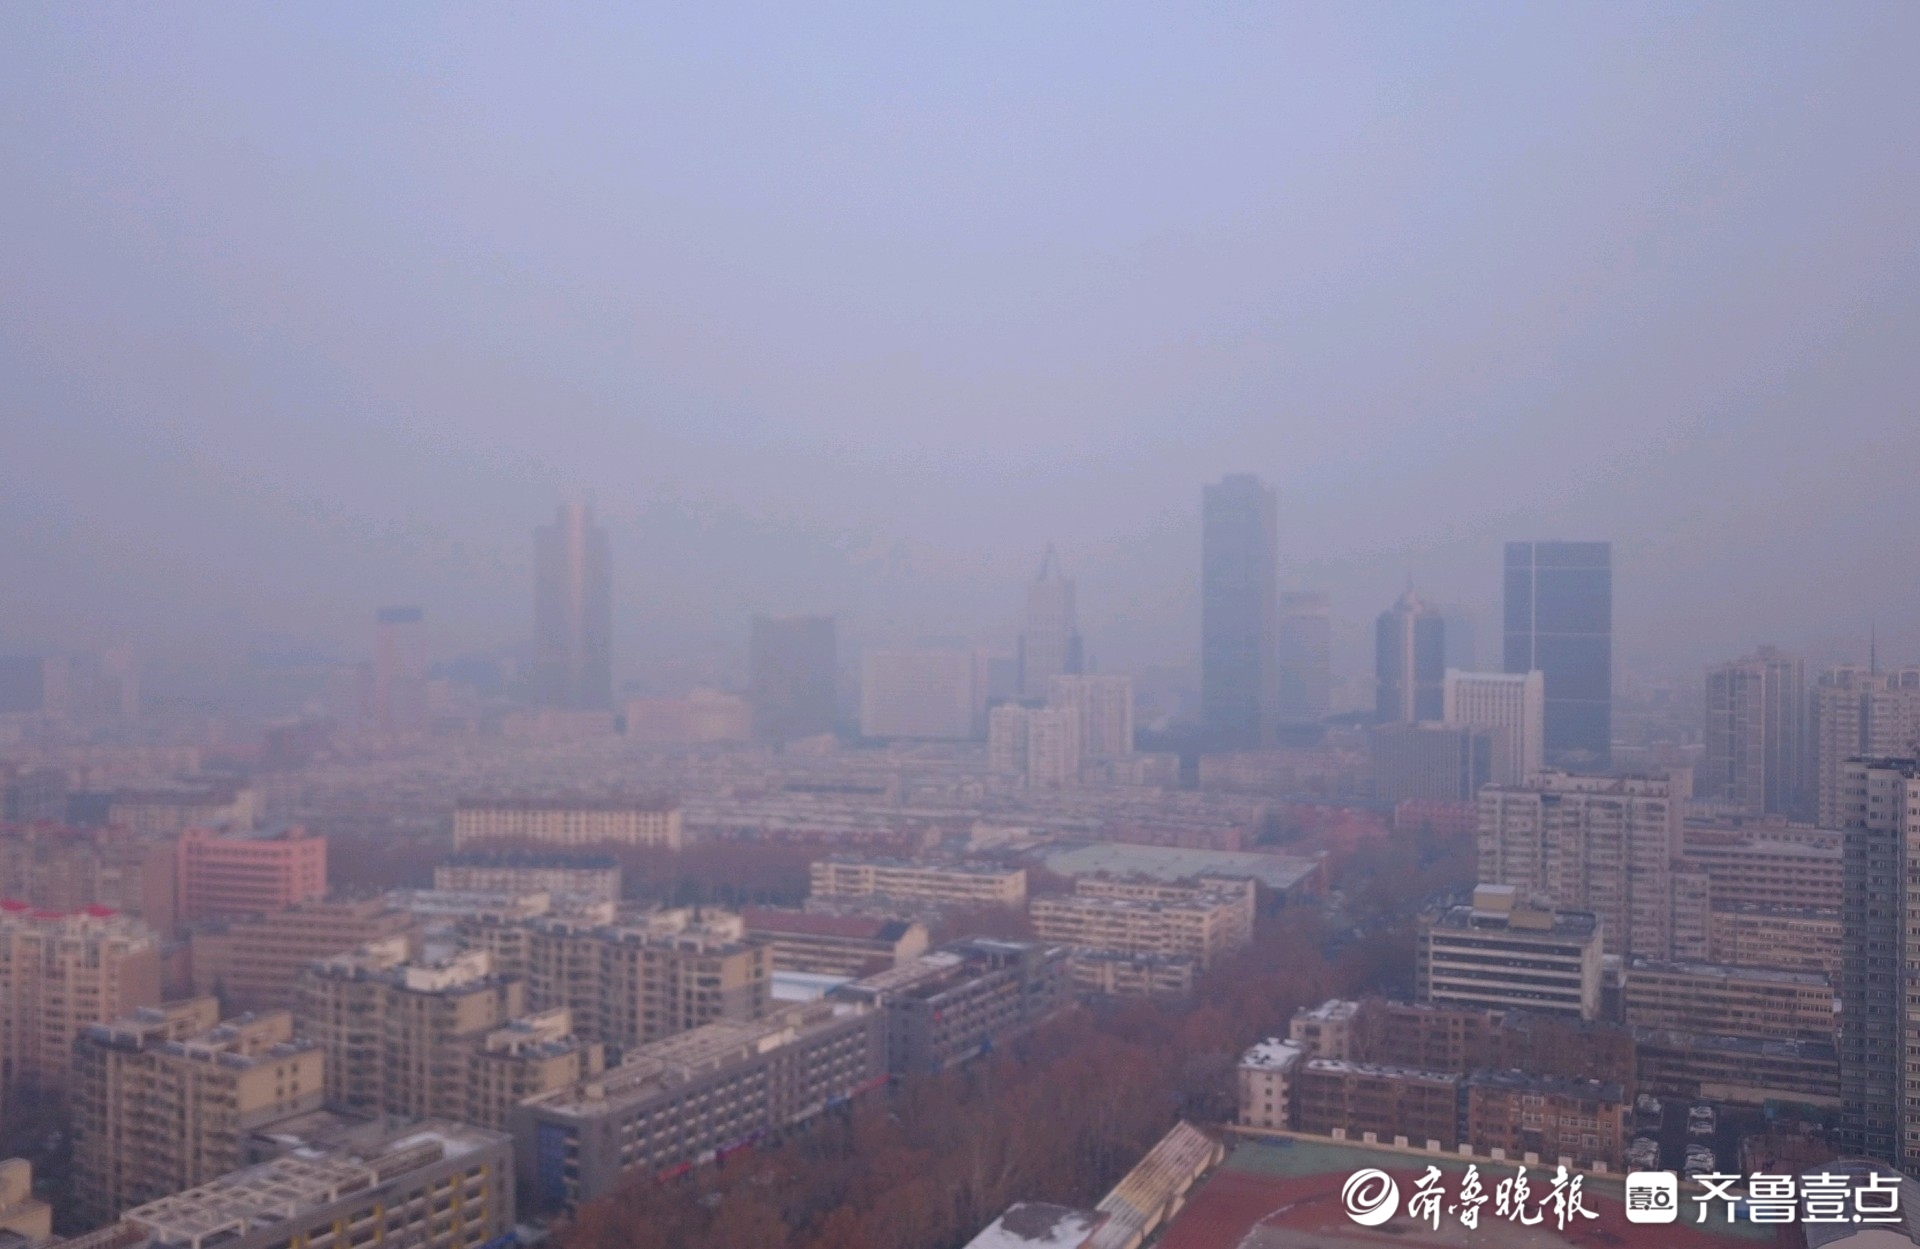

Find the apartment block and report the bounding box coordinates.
[1293,1060,1461,1150]
[71,999,325,1226]
[0,1159,51,1244]
[1624,957,1834,1042]
[433,852,622,907]
[809,856,1028,908]
[0,824,175,935]
[1813,666,1920,825]
[1682,828,1842,911]
[1465,1070,1625,1169]
[1237,1038,1303,1130]
[468,1008,604,1132]
[513,1002,887,1209]
[1838,756,1920,1168]
[1048,674,1134,760]
[174,827,327,923]
[1031,890,1250,968]
[1416,886,1603,1020]
[0,904,160,1100]
[112,1116,514,1249]
[190,898,421,1013]
[453,797,683,850]
[1476,770,1681,957]
[739,907,928,977]
[1066,950,1198,999]
[1371,723,1496,804]
[833,938,1071,1075]
[108,784,260,837]
[1635,1029,1839,1108]
[1704,648,1808,818]
[1288,998,1500,1073]
[1708,905,1842,976]
[987,704,1081,790]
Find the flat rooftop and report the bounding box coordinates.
[1042,843,1321,891]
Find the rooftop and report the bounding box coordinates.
[1042,843,1321,891]
[1626,955,1834,988]
[1425,903,1600,939]
[1239,1039,1302,1071]
[963,1203,1101,1249]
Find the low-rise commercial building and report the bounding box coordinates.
[740,907,928,977]
[1416,886,1603,1020]
[513,1002,887,1209]
[809,857,1028,909]
[1624,957,1835,1042]
[1465,1070,1625,1169]
[834,939,1071,1075]
[454,797,683,850]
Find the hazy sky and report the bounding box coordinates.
[4,4,1918,692]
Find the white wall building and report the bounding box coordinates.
[1049,674,1134,761]
[1444,668,1545,785]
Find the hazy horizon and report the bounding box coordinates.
[6,4,1919,698]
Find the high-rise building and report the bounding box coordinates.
[1703,647,1808,818]
[1201,475,1279,747]
[190,898,422,1013]
[1475,770,1681,958]
[1019,545,1084,698]
[1374,588,1445,724]
[1048,673,1133,760]
[175,826,328,923]
[859,649,987,740]
[748,615,838,743]
[987,704,1081,789]
[1371,723,1496,802]
[1503,541,1612,768]
[1813,666,1920,826]
[1838,757,1920,1169]
[372,606,427,735]
[71,998,325,1225]
[533,503,613,710]
[1277,592,1332,724]
[0,904,161,1100]
[1444,669,1546,784]
[0,823,176,935]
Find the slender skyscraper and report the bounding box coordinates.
[1018,545,1083,699]
[533,504,612,710]
[1503,541,1612,769]
[1277,592,1332,724]
[372,607,427,735]
[1702,646,1808,818]
[1201,475,1279,747]
[1374,588,1445,724]
[749,616,837,743]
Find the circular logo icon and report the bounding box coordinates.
[1341,1169,1401,1226]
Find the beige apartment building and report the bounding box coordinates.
[0,824,177,935]
[1682,826,1842,911]
[1624,957,1835,1042]
[809,856,1028,908]
[0,1159,51,1244]
[1031,889,1250,968]
[1812,666,1920,825]
[107,783,260,836]
[0,904,160,1101]
[190,897,421,1013]
[1237,1038,1303,1130]
[453,797,683,850]
[468,1007,604,1131]
[70,998,325,1227]
[1071,876,1256,948]
[434,853,623,906]
[1067,949,1198,999]
[740,907,929,977]
[1708,904,1843,976]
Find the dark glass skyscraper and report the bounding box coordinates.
[1503,541,1611,768]
[533,504,613,710]
[749,615,838,743]
[1201,474,1278,747]
[1374,588,1445,724]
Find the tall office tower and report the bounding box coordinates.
[1201,474,1279,747]
[1277,592,1332,723]
[1445,669,1546,785]
[533,503,613,710]
[1476,770,1680,958]
[0,906,161,1102]
[1375,588,1446,724]
[1019,545,1084,698]
[372,606,427,734]
[1838,757,1920,1168]
[749,615,838,743]
[1503,541,1612,768]
[1814,666,1920,826]
[1702,646,1808,818]
[859,650,987,740]
[1048,674,1134,759]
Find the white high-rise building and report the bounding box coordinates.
[988,704,1081,789]
[1048,674,1134,760]
[1444,669,1545,785]
[1019,546,1083,698]
[860,650,987,740]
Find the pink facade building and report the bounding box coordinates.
[176,826,328,923]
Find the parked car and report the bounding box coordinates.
[1627,1139,1661,1171]
[1685,1144,1716,1175]
[1688,1104,1716,1137]
[1635,1093,1663,1125]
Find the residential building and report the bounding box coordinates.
[1374,588,1445,724]
[832,938,1071,1075]
[1813,666,1920,825]
[0,824,175,935]
[434,852,622,908]
[1287,998,1500,1073]
[1048,674,1134,760]
[1465,1070,1625,1169]
[859,649,987,740]
[740,907,928,977]
[1682,827,1842,911]
[1416,886,1603,1020]
[749,615,837,744]
[1201,474,1279,748]
[0,904,160,1100]
[452,797,683,850]
[533,503,613,711]
[1237,1038,1303,1130]
[467,1007,604,1132]
[1032,891,1249,968]
[623,690,752,745]
[1709,905,1842,976]
[114,1116,514,1249]
[1635,1029,1839,1108]
[1371,723,1496,803]
[71,999,325,1226]
[174,826,327,923]
[1502,540,1612,768]
[1624,957,1834,1042]
[1670,866,1712,961]
[1019,545,1083,699]
[512,1002,887,1209]
[1444,669,1545,784]
[1277,592,1332,724]
[1293,1059,1461,1149]
[809,856,1028,908]
[1838,757,1920,1168]
[1476,770,1680,957]
[190,898,421,1013]
[109,784,259,837]
[1704,647,1809,818]
[988,704,1081,789]
[0,1160,50,1244]
[1066,950,1197,999]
